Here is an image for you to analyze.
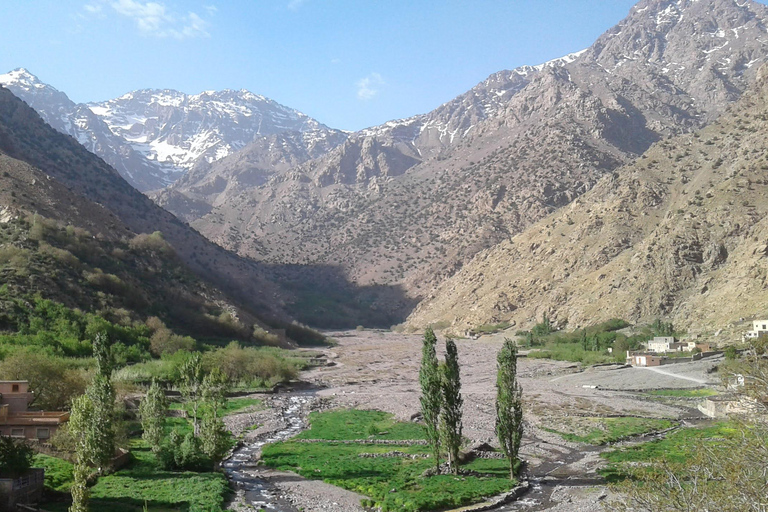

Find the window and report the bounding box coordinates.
[11,428,24,437]
[11,384,18,392]
[36,428,50,440]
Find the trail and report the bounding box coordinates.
[635,366,708,384]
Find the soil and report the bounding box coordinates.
[226,329,721,512]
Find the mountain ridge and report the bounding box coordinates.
[407,63,768,334]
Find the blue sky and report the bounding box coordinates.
[0,1,722,131]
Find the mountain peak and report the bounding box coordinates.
[0,68,50,91]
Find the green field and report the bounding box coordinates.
[599,422,738,482]
[261,409,518,512]
[542,417,675,445]
[645,388,719,398]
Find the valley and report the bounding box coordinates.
[0,0,767,511]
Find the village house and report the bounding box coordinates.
[0,382,69,441]
[742,319,768,341]
[646,336,678,353]
[627,352,663,367]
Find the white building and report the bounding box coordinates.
[646,336,677,353]
[743,320,768,341]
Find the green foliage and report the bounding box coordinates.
[139,380,167,453]
[294,410,426,441]
[724,345,738,360]
[0,349,87,410]
[645,388,718,398]
[543,417,674,445]
[262,409,517,512]
[440,339,463,474]
[0,437,34,478]
[176,353,204,435]
[202,341,298,387]
[651,318,675,337]
[495,338,523,478]
[418,327,442,473]
[33,453,74,492]
[71,375,117,473]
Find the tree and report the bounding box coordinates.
[440,338,463,474]
[177,353,204,435]
[495,338,523,479]
[92,331,113,378]
[200,369,230,468]
[0,437,33,478]
[419,327,442,474]
[139,380,167,453]
[0,350,86,410]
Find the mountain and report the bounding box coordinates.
[165,0,768,323]
[0,84,289,330]
[407,64,768,335]
[0,69,345,191]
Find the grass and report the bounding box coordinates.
[645,388,718,398]
[37,406,234,512]
[542,417,675,445]
[599,422,738,482]
[294,409,427,441]
[261,409,518,512]
[169,396,262,418]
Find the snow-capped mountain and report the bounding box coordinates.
[0,69,345,191]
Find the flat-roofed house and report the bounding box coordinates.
[743,320,768,341]
[0,382,68,441]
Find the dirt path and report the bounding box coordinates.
[635,365,708,384]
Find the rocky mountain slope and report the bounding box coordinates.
[0,69,345,191]
[407,64,768,334]
[169,0,768,324]
[0,84,289,329]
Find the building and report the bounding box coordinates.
[627,352,663,367]
[646,337,678,353]
[743,319,768,341]
[0,382,68,441]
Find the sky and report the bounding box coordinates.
[0,0,734,131]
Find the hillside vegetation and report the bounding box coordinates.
[408,65,768,335]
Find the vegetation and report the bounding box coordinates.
[0,437,34,478]
[543,417,674,445]
[418,327,442,473]
[645,388,718,398]
[262,409,518,512]
[139,380,167,453]
[439,338,463,474]
[495,338,523,478]
[605,336,767,510]
[521,318,666,364]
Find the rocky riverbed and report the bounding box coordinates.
[224,329,721,512]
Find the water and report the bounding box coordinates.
[222,394,313,511]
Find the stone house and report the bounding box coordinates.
[0,382,69,441]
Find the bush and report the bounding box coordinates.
[128,231,175,257]
[202,342,298,387]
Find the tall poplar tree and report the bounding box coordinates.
[419,327,442,474]
[140,379,167,453]
[495,338,523,479]
[440,338,463,474]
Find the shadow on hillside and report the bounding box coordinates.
[265,263,419,330]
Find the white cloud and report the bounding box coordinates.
[356,72,384,100]
[83,3,103,14]
[288,0,308,11]
[109,0,212,39]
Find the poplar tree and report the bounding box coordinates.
[178,353,204,435]
[419,327,442,474]
[495,338,523,479]
[200,369,230,468]
[440,338,463,474]
[139,379,167,453]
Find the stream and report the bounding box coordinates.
[222,392,315,512]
